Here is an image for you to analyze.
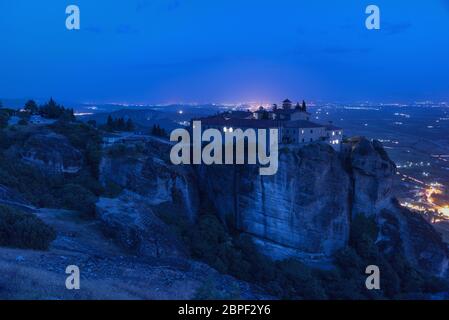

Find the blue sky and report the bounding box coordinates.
[1,0,448,104]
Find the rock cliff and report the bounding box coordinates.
[99,139,198,221]
[197,143,351,263]
[99,136,449,276]
[96,191,187,259]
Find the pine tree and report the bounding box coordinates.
[126,118,134,131]
[24,100,38,114]
[302,100,307,112]
[106,115,114,130]
[117,117,125,130]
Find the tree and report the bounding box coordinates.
[126,118,135,131]
[117,117,126,130]
[37,98,75,121]
[60,184,97,216]
[0,110,10,129]
[106,115,114,130]
[151,124,166,137]
[24,100,38,114]
[105,116,135,132]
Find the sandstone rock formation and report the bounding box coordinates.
[99,136,449,276]
[96,191,186,259]
[100,139,198,221]
[197,143,351,263]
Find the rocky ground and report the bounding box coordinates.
[0,208,269,300]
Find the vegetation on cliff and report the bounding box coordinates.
[0,100,448,300]
[156,198,449,299]
[0,105,103,216]
[0,205,56,250]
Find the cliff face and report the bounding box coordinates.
[378,206,449,277]
[99,136,449,276]
[348,138,396,218]
[197,143,351,262]
[195,137,448,274]
[195,138,398,263]
[100,139,199,221]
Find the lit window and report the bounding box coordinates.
[301,130,304,134]
[332,131,335,136]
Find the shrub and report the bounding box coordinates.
[190,214,232,273]
[0,110,11,129]
[157,206,447,300]
[50,120,102,150]
[107,144,128,158]
[194,277,241,300]
[276,259,327,299]
[349,214,379,260]
[0,205,56,250]
[187,214,328,299]
[59,184,97,216]
[0,122,102,212]
[102,180,123,198]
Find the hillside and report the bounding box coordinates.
[0,119,448,299]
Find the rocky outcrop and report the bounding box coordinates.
[343,138,448,275]
[7,132,83,175]
[194,138,448,276]
[100,139,198,221]
[378,205,449,277]
[347,137,396,218]
[197,143,351,263]
[98,136,449,276]
[96,191,186,259]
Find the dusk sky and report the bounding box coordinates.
[1,0,448,104]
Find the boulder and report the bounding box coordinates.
[96,191,186,259]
